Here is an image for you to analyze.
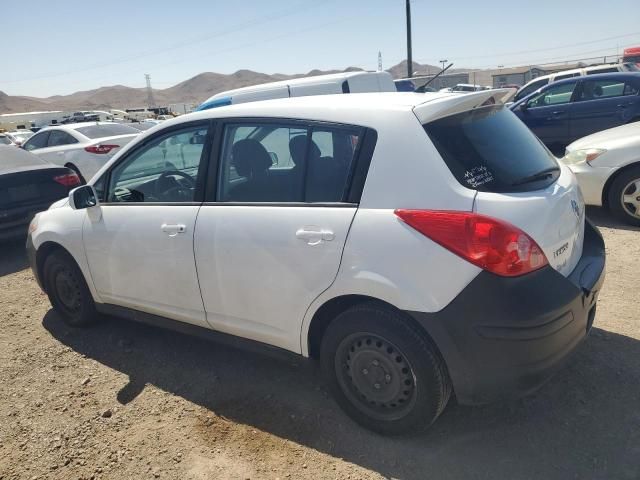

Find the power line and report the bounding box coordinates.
[0,0,335,84]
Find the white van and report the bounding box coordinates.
[513,63,639,102]
[196,71,396,111]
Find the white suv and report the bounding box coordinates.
[26,92,606,435]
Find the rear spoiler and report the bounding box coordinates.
[413,88,515,124]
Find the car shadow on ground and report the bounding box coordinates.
[0,238,28,277]
[43,310,640,480]
[586,206,640,232]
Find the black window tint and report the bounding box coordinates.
[76,124,139,139]
[623,82,639,96]
[107,125,207,203]
[586,68,618,75]
[23,131,50,151]
[527,81,577,107]
[218,123,361,203]
[48,130,78,147]
[578,79,626,101]
[424,106,559,193]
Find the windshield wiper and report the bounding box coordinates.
[511,166,560,187]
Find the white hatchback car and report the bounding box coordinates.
[27,92,605,434]
[562,121,640,225]
[22,122,140,182]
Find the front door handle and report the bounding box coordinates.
[296,227,335,245]
[161,223,186,236]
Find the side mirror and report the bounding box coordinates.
[69,185,98,210]
[519,102,529,111]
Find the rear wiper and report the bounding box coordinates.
[511,167,560,186]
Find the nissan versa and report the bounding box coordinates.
[27,91,606,434]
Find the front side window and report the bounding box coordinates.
[527,81,577,107]
[217,122,361,203]
[48,130,78,147]
[23,131,50,151]
[107,125,208,203]
[577,79,627,101]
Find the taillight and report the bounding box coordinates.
[85,144,118,154]
[53,172,81,187]
[394,210,548,277]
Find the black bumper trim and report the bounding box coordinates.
[408,220,605,405]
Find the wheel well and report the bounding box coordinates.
[601,161,640,208]
[35,242,73,293]
[307,295,437,360]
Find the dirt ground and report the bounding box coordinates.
[0,206,638,480]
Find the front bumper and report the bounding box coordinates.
[26,233,43,290]
[408,220,606,405]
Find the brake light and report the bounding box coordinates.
[85,144,118,154]
[53,172,81,187]
[394,210,548,277]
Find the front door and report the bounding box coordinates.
[194,121,367,352]
[82,122,211,327]
[519,80,577,150]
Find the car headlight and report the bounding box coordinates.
[562,148,607,166]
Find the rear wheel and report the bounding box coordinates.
[43,251,97,327]
[608,165,640,226]
[320,303,451,435]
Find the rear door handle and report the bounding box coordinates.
[161,223,186,236]
[296,227,335,245]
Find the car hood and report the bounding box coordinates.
[567,122,640,151]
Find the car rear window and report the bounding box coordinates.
[75,124,139,139]
[424,105,559,192]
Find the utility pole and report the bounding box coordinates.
[378,51,383,72]
[145,74,156,109]
[406,0,412,77]
[440,59,448,71]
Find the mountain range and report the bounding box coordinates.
[0,61,491,114]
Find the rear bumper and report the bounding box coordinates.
[0,202,50,241]
[408,220,606,405]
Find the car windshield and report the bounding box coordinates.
[75,124,139,139]
[424,105,560,192]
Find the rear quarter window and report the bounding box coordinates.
[424,105,559,192]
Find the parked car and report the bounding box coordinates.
[21,122,140,181]
[26,91,605,435]
[512,63,640,103]
[0,145,80,241]
[4,130,34,146]
[439,84,484,93]
[562,121,640,225]
[196,71,397,111]
[511,72,640,153]
[0,134,13,146]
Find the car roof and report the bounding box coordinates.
[549,71,640,85]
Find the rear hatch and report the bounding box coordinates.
[419,100,584,277]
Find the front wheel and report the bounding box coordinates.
[608,165,640,226]
[320,303,451,435]
[43,251,98,327]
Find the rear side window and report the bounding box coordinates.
[48,130,78,147]
[75,124,139,139]
[577,79,627,101]
[586,68,618,75]
[217,122,362,203]
[424,106,559,192]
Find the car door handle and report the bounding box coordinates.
[616,104,630,108]
[161,223,186,236]
[551,111,565,115]
[296,227,335,245]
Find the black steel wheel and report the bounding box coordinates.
[43,250,97,327]
[320,302,451,435]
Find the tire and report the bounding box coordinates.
[320,302,451,435]
[43,250,97,327]
[607,165,640,227]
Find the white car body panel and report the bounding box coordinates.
[82,205,207,328]
[194,206,357,352]
[564,122,640,206]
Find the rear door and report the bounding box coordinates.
[423,105,584,278]
[518,80,578,149]
[194,120,371,353]
[570,77,638,141]
[36,129,80,166]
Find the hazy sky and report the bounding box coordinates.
[3,0,639,97]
